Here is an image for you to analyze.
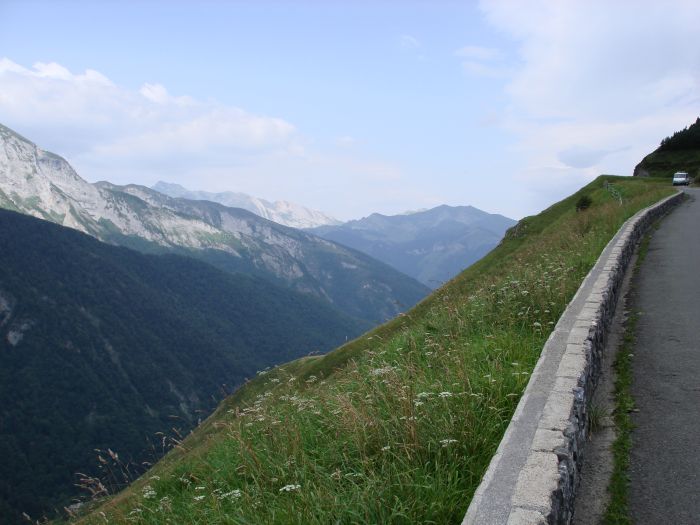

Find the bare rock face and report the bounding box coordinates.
[152,181,341,229]
[633,164,650,177]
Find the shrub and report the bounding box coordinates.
[576,195,593,211]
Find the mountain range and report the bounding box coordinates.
[0,123,429,325]
[309,206,515,288]
[152,180,340,229]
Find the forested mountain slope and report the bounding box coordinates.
[634,116,700,179]
[0,209,366,524]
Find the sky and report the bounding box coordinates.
[0,0,698,221]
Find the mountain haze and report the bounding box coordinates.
[0,123,429,324]
[152,181,340,229]
[310,205,515,288]
[0,208,366,524]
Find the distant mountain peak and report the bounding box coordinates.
[309,204,515,288]
[152,180,340,229]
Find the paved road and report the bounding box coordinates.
[629,187,700,524]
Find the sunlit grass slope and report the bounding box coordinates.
[72,176,674,525]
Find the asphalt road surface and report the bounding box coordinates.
[629,187,700,524]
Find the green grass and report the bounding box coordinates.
[71,176,674,525]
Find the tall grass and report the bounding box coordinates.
[73,177,673,525]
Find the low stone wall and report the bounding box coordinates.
[463,191,684,525]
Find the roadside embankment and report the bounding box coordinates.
[463,191,684,525]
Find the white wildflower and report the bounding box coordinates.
[158,496,171,512]
[142,485,156,500]
[438,391,453,398]
[193,495,205,501]
[440,438,458,447]
[219,489,242,500]
[279,484,301,492]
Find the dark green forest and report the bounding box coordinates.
[0,210,367,524]
[659,117,700,151]
[634,116,700,178]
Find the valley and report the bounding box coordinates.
[0,208,367,523]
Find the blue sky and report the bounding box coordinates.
[1,1,699,220]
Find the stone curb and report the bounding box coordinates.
[463,191,684,525]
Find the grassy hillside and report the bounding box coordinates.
[70,176,674,524]
[0,209,367,524]
[634,117,700,179]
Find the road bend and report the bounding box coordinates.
[629,187,700,524]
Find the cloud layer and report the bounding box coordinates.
[0,58,300,180]
[0,58,420,219]
[477,0,700,205]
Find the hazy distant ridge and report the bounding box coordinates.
[153,180,341,229]
[310,205,515,288]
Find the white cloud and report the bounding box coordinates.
[335,135,357,148]
[0,58,417,220]
[461,60,509,78]
[455,44,508,78]
[399,34,421,50]
[0,58,300,176]
[557,146,614,169]
[474,0,700,213]
[455,45,502,62]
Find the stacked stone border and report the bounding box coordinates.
[463,191,684,525]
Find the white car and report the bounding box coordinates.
[672,172,690,186]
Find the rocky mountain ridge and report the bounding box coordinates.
[152,180,340,229]
[0,123,429,323]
